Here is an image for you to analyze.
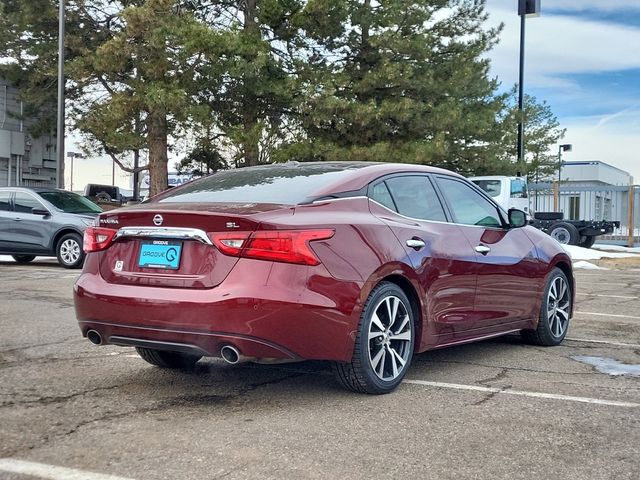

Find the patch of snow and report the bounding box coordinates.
[572,261,608,270]
[572,356,640,377]
[561,244,640,261]
[592,244,640,254]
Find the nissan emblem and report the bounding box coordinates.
[153,214,163,226]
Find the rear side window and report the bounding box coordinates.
[0,192,10,211]
[437,177,502,228]
[370,182,396,211]
[155,163,370,205]
[380,176,447,221]
[14,192,43,214]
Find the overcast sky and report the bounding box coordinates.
[486,0,640,182]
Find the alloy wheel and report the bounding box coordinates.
[547,276,570,337]
[60,238,81,265]
[367,295,412,381]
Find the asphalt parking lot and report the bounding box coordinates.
[1,259,639,480]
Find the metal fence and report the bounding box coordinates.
[529,183,639,247]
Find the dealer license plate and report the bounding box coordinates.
[138,241,182,269]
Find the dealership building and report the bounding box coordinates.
[0,77,58,188]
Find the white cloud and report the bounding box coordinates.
[486,6,640,88]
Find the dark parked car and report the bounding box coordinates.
[74,162,574,394]
[0,187,102,268]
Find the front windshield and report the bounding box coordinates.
[40,191,102,214]
[510,178,528,198]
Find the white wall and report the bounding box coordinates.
[64,156,132,192]
[561,161,631,186]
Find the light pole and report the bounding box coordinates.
[56,0,66,189]
[554,143,572,212]
[517,0,541,163]
[557,143,572,184]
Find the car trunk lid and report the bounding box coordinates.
[96,203,289,289]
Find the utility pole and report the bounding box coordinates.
[56,0,65,189]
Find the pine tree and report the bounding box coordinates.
[69,0,220,195]
[286,0,510,175]
[190,0,309,167]
[496,87,566,181]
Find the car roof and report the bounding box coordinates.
[146,161,467,205]
[0,186,67,194]
[302,161,464,197]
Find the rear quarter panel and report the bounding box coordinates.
[272,197,424,352]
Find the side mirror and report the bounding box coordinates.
[508,208,527,228]
[32,207,50,217]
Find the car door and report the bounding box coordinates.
[0,190,13,250]
[368,174,479,346]
[10,191,52,253]
[434,175,541,328]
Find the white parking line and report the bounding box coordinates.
[576,293,638,299]
[576,311,640,320]
[0,459,135,480]
[404,380,640,408]
[576,273,640,277]
[566,337,640,349]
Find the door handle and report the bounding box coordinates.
[406,238,426,249]
[13,217,22,222]
[475,245,491,255]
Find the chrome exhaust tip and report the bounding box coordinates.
[220,345,241,365]
[87,329,103,345]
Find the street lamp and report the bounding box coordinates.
[554,143,572,212]
[517,0,541,163]
[557,143,572,184]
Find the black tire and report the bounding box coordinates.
[333,281,415,394]
[56,233,85,269]
[548,222,580,245]
[579,235,596,249]
[522,268,571,346]
[135,347,202,370]
[12,255,36,264]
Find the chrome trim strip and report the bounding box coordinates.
[114,226,213,245]
[310,195,368,205]
[368,198,506,231]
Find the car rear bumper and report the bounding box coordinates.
[74,255,365,362]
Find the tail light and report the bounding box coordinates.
[84,227,118,253]
[210,229,335,266]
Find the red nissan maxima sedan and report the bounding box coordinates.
[74,162,574,394]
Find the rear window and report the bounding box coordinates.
[155,163,369,204]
